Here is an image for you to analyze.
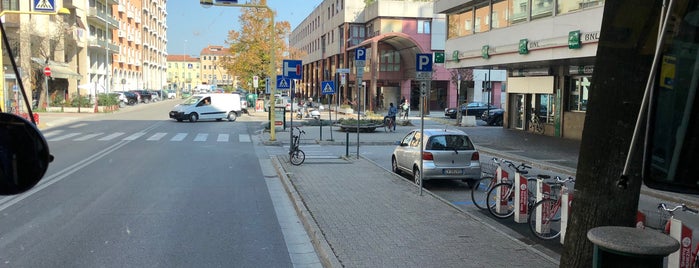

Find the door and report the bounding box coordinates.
[512,94,525,129]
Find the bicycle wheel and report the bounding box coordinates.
[471,176,495,210]
[289,149,305,165]
[486,182,515,219]
[528,198,562,240]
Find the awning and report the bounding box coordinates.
[31,58,82,79]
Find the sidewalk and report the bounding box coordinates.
[271,155,558,267]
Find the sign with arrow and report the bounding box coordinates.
[321,81,335,95]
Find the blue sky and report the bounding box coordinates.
[166,0,323,57]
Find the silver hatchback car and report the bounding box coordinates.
[391,129,481,187]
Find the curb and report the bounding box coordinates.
[271,156,343,268]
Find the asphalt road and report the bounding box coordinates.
[0,101,312,267]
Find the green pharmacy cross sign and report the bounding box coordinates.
[569,30,581,49]
[481,45,490,59]
[519,39,529,54]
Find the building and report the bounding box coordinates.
[140,0,167,91]
[199,45,233,88]
[112,0,141,92]
[289,0,454,112]
[435,0,604,139]
[167,54,200,92]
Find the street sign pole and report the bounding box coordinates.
[355,48,366,159]
[415,53,433,195]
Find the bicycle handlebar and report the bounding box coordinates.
[502,160,531,174]
[657,203,699,214]
[553,176,575,184]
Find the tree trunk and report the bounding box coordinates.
[560,1,662,267]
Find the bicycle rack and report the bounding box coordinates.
[513,173,529,224]
[533,179,553,234]
[493,166,510,215]
[560,190,572,244]
[667,218,693,267]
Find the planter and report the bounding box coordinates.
[338,123,383,132]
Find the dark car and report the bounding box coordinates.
[482,108,504,126]
[131,90,153,103]
[119,91,139,105]
[445,102,497,119]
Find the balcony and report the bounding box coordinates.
[118,4,125,13]
[127,10,134,19]
[88,37,120,53]
[87,7,118,27]
[127,34,134,42]
[118,30,125,38]
[115,55,125,63]
[135,15,141,24]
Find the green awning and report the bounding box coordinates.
[31,58,81,79]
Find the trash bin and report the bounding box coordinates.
[587,226,679,268]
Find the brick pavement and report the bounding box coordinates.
[273,155,558,267]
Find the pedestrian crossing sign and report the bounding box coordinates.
[321,81,335,95]
[34,0,55,12]
[277,75,290,89]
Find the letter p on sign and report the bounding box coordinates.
[416,54,433,72]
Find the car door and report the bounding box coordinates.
[396,131,417,172]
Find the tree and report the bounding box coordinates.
[560,1,661,266]
[220,0,294,94]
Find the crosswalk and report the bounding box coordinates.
[42,130,251,143]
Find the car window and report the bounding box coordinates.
[401,131,416,145]
[409,132,422,147]
[183,96,202,105]
[427,135,474,150]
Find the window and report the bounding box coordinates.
[569,76,590,111]
[475,4,490,33]
[379,50,400,72]
[447,9,473,39]
[535,94,554,123]
[417,20,431,34]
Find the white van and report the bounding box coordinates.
[169,93,242,122]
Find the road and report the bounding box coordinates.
[0,100,317,267]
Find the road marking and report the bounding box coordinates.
[48,133,82,141]
[239,134,251,142]
[74,133,104,141]
[69,123,88,128]
[217,134,229,142]
[99,132,125,141]
[147,132,168,141]
[124,132,146,141]
[194,133,208,142]
[171,133,187,141]
[42,130,63,138]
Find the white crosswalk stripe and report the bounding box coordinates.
[42,132,253,143]
[49,133,82,141]
[171,133,188,141]
[147,132,168,141]
[99,132,125,141]
[193,133,208,142]
[74,133,104,141]
[217,134,229,142]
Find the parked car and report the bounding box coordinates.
[482,108,504,126]
[166,90,177,99]
[118,91,139,105]
[391,129,481,188]
[131,90,153,103]
[445,102,497,119]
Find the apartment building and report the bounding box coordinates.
[199,45,233,88]
[140,0,167,91]
[167,54,200,92]
[435,0,604,139]
[112,0,141,92]
[289,0,451,113]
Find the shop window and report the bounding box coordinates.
[569,76,590,111]
[537,94,555,123]
[418,20,431,34]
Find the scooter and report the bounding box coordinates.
[306,108,321,120]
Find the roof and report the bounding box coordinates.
[166,54,199,62]
[200,45,230,56]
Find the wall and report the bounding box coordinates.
[563,111,585,140]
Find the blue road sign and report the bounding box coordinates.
[355,48,366,61]
[34,0,55,11]
[282,60,302,79]
[277,75,290,89]
[416,53,433,72]
[321,81,335,95]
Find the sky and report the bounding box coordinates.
[166,0,323,57]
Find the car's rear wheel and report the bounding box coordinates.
[413,167,422,185]
[188,113,198,122]
[228,111,237,121]
[391,157,401,175]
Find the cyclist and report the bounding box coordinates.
[384,102,398,131]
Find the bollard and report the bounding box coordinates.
[345,131,349,157]
[560,192,572,244]
[588,226,679,268]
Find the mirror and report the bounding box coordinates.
[643,1,699,194]
[0,113,53,195]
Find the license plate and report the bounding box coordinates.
[444,169,463,175]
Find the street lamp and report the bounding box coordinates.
[202,0,277,141]
[0,7,70,113]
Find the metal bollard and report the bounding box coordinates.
[345,131,349,157]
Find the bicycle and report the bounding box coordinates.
[400,107,409,120]
[527,176,576,240]
[289,126,306,166]
[485,160,541,219]
[384,116,395,132]
[637,203,699,267]
[529,113,544,134]
[470,157,505,210]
